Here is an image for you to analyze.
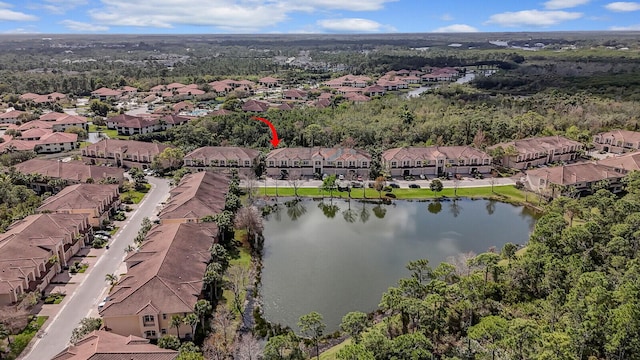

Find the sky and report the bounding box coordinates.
[0,0,640,34]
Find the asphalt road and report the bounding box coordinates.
[24,177,170,360]
[245,176,518,189]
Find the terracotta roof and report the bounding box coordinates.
[363,85,386,93]
[526,162,622,186]
[39,112,69,121]
[318,92,333,99]
[267,147,371,162]
[595,130,640,145]
[184,146,260,164]
[597,151,640,172]
[18,128,52,139]
[37,132,78,145]
[100,222,216,317]
[159,115,190,125]
[92,87,123,97]
[382,146,491,162]
[159,172,229,221]
[52,330,178,360]
[19,93,39,101]
[150,85,165,92]
[313,99,331,108]
[54,115,88,125]
[33,93,66,103]
[120,86,139,92]
[488,136,582,155]
[344,93,370,102]
[0,213,89,294]
[0,139,36,152]
[0,110,25,119]
[283,89,307,99]
[38,184,119,213]
[175,87,205,95]
[107,114,158,129]
[278,103,294,110]
[184,83,199,89]
[259,76,279,83]
[242,99,270,112]
[208,81,233,93]
[172,101,194,112]
[13,159,124,183]
[82,139,171,159]
[17,120,54,131]
[166,83,186,90]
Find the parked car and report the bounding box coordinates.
[98,296,110,309]
[95,230,111,237]
[409,184,421,189]
[389,183,400,189]
[419,174,427,180]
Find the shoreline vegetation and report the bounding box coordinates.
[252,185,544,210]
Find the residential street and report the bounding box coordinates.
[23,177,170,360]
[244,176,518,189]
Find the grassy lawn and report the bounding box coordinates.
[88,124,129,140]
[43,293,65,304]
[320,338,352,360]
[7,316,48,360]
[120,183,151,204]
[258,185,537,206]
[78,141,92,148]
[221,243,252,318]
[109,227,120,236]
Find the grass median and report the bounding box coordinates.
[253,185,540,206]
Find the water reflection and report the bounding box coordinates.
[285,199,307,221]
[262,198,537,331]
[427,201,442,214]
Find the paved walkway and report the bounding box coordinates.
[23,177,170,360]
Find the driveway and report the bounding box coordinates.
[23,177,170,360]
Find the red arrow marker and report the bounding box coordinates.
[251,116,280,147]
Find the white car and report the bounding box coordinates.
[98,296,109,309]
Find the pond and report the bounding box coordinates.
[261,198,538,331]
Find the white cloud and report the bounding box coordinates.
[610,23,640,29]
[432,24,478,32]
[317,18,395,32]
[60,19,109,32]
[605,2,640,11]
[0,2,12,8]
[485,10,582,27]
[0,9,38,21]
[544,0,590,9]
[440,13,454,21]
[2,27,40,34]
[87,0,396,30]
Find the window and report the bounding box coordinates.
[315,161,321,166]
[280,160,287,166]
[458,159,465,165]
[438,160,443,164]
[220,160,225,166]
[161,328,167,335]
[448,159,455,164]
[337,161,343,167]
[361,161,368,167]
[143,315,154,324]
[162,314,167,320]
[269,161,274,166]
[391,161,397,168]
[244,160,250,167]
[348,161,355,167]
[302,160,310,166]
[144,330,156,338]
[403,161,410,166]
[293,161,299,166]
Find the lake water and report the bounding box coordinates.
[261,198,537,330]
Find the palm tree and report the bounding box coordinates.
[105,273,118,286]
[170,315,183,339]
[194,299,212,333]
[203,262,224,301]
[183,313,198,338]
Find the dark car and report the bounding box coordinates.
[389,183,400,188]
[409,184,421,189]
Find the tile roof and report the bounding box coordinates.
[37,132,77,145]
[526,162,622,186]
[488,135,582,154]
[107,114,158,129]
[38,184,119,213]
[83,139,171,159]
[184,146,260,163]
[52,330,178,360]
[0,110,25,119]
[91,87,123,97]
[242,100,270,112]
[0,213,89,294]
[39,112,70,121]
[158,172,229,221]
[100,222,217,317]
[595,130,640,144]
[17,120,53,131]
[13,159,124,183]
[267,147,371,162]
[596,151,640,172]
[382,146,491,162]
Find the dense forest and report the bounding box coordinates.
[132,88,639,154]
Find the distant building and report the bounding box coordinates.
[488,136,583,170]
[81,139,172,169]
[382,146,492,177]
[183,146,260,176]
[266,147,371,179]
[593,130,640,154]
